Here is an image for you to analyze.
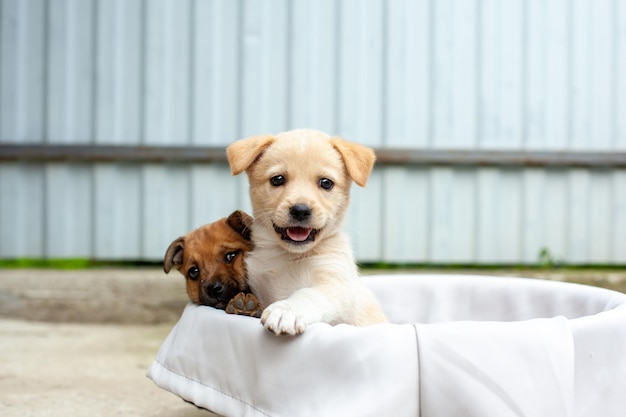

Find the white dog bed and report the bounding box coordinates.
[147,274,626,417]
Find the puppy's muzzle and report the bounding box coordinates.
[199,280,238,308]
[271,204,320,244]
[289,204,311,221]
[206,282,224,299]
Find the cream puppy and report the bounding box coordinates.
[227,129,387,335]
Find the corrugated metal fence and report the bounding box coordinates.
[1,0,625,264]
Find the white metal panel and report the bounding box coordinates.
[1,0,624,150]
[240,0,289,138]
[526,0,570,149]
[524,0,570,150]
[616,3,626,150]
[290,0,337,134]
[570,0,615,151]
[570,0,592,151]
[0,0,20,143]
[0,0,46,143]
[94,0,143,144]
[524,0,546,150]
[382,167,429,263]
[496,169,523,262]
[612,170,626,263]
[346,169,383,262]
[143,0,192,145]
[430,167,477,263]
[0,163,624,264]
[93,164,142,259]
[542,170,569,262]
[236,174,254,216]
[192,0,240,145]
[142,164,191,259]
[1,1,625,264]
[521,168,544,263]
[567,169,590,263]
[337,0,384,147]
[0,164,46,257]
[189,164,241,228]
[476,168,523,263]
[45,164,93,257]
[431,0,478,149]
[588,171,612,263]
[46,0,95,144]
[588,0,614,150]
[384,0,430,148]
[479,0,523,149]
[544,0,569,150]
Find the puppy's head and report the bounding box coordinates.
[163,210,253,308]
[227,129,375,254]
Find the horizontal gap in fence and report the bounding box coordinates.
[1,144,626,168]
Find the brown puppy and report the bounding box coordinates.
[164,210,261,316]
[227,129,387,335]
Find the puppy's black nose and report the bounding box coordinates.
[290,204,311,221]
[207,282,224,298]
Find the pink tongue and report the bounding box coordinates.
[286,227,312,242]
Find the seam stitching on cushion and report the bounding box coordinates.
[153,360,272,417]
[413,323,422,417]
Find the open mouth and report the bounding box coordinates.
[273,224,319,243]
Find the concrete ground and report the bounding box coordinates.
[0,319,217,417]
[0,268,218,417]
[1,267,625,416]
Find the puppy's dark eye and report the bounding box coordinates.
[319,178,334,190]
[224,251,239,263]
[188,267,200,280]
[270,175,285,187]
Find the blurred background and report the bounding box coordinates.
[1,0,625,266]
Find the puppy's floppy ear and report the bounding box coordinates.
[330,136,376,187]
[164,237,185,273]
[226,210,253,241]
[226,134,275,175]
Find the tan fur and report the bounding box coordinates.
[227,134,275,176]
[163,210,253,309]
[227,129,387,335]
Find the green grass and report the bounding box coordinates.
[358,262,626,271]
[0,258,95,269]
[0,258,162,269]
[1,258,624,271]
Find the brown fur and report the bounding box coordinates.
[163,210,253,309]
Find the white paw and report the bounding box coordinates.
[260,300,308,336]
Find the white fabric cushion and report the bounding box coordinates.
[147,274,626,417]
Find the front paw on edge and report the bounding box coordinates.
[260,301,307,336]
[225,292,263,318]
